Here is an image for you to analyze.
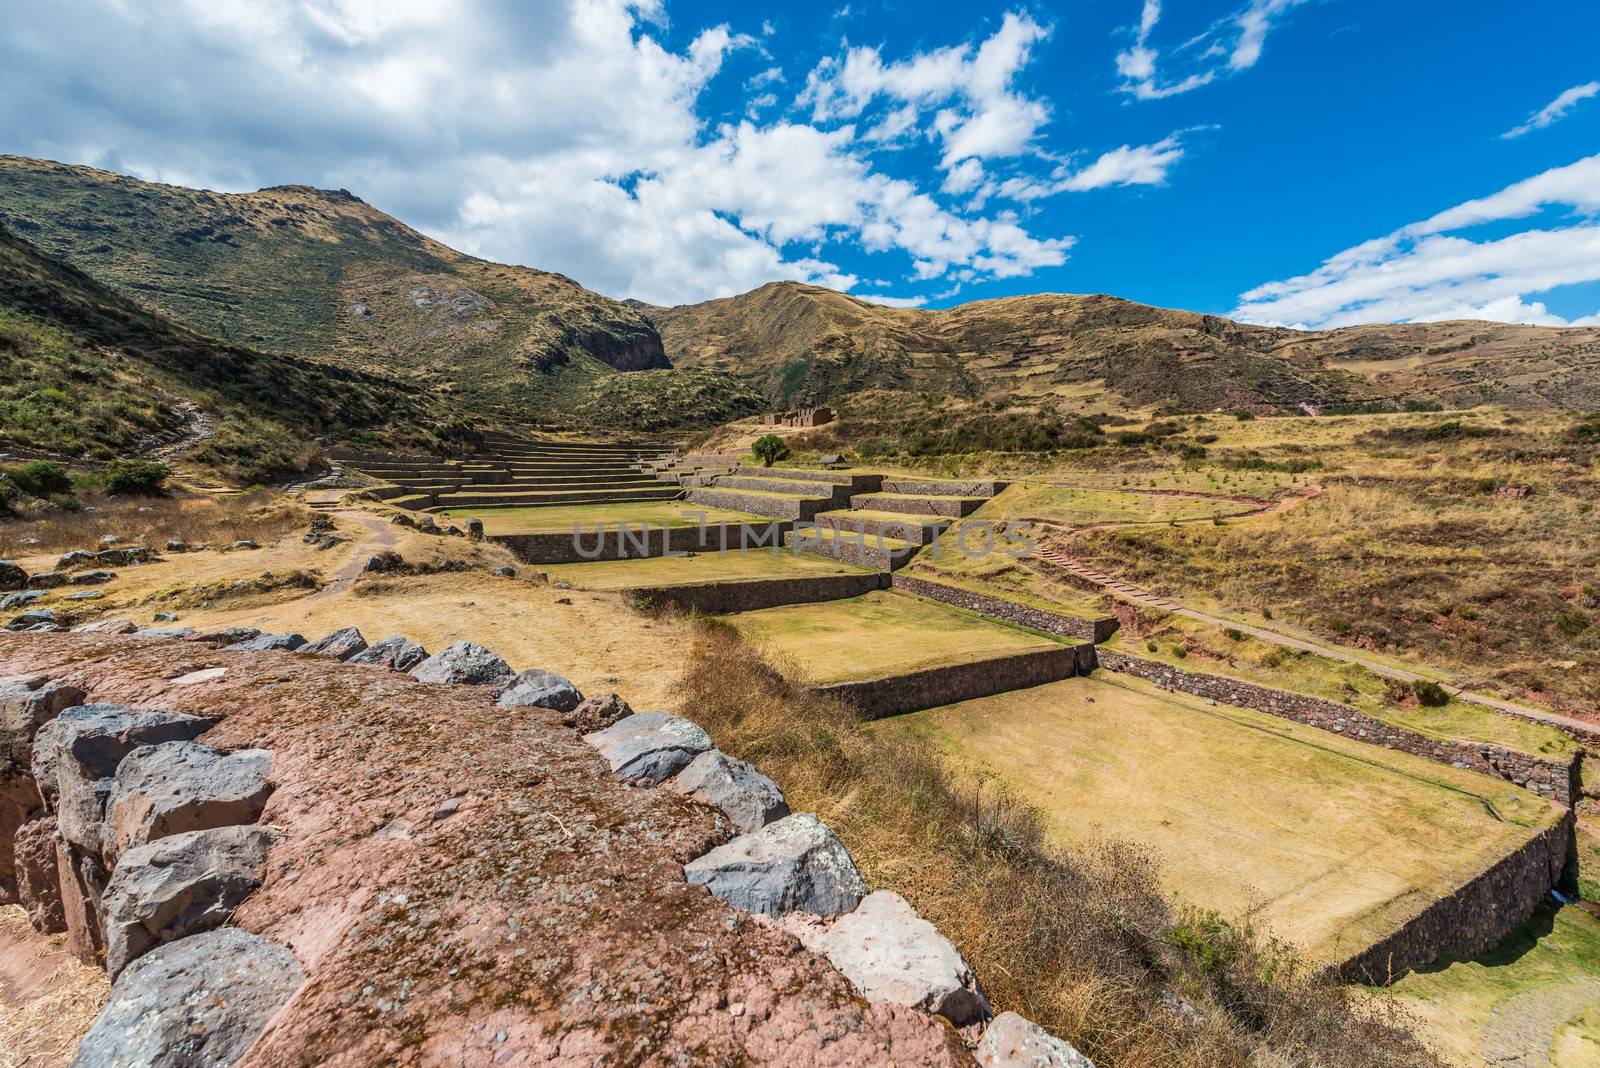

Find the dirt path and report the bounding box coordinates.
[1477,977,1600,1067]
[302,505,399,601]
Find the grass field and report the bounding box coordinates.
[1383,905,1600,1067]
[540,548,868,590]
[434,500,767,534]
[885,673,1563,964]
[724,590,1067,684]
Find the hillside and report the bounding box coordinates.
[0,156,673,426]
[0,223,445,482]
[648,282,1600,413]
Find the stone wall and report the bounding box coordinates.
[784,531,912,572]
[880,479,1006,497]
[890,574,1120,643]
[1335,813,1573,984]
[632,572,889,615]
[817,645,1092,719]
[494,522,790,564]
[1092,648,1580,805]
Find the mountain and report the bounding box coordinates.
[0,156,673,426]
[0,221,450,482]
[646,282,1600,414]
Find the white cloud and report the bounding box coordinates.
[0,0,1076,306]
[1115,0,1306,101]
[1502,81,1600,139]
[858,293,928,307]
[1233,153,1600,328]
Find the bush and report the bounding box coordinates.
[101,460,170,496]
[1224,628,1245,641]
[751,434,789,468]
[3,460,73,498]
[1412,680,1450,707]
[1555,609,1591,637]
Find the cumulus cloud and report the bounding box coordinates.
[1233,153,1600,328]
[1115,0,1306,101]
[1502,81,1600,139]
[0,0,1073,305]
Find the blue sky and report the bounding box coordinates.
[3,0,1598,326]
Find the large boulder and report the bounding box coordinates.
[56,550,96,571]
[32,704,214,852]
[13,815,65,932]
[232,632,307,652]
[72,928,305,1068]
[0,560,27,591]
[68,570,116,585]
[584,712,713,784]
[303,626,368,660]
[96,546,156,566]
[666,750,789,834]
[57,836,109,961]
[26,570,67,589]
[187,625,262,647]
[72,618,138,634]
[0,590,46,611]
[410,641,512,685]
[7,608,55,631]
[802,890,988,1025]
[0,674,87,762]
[104,742,273,863]
[496,669,583,712]
[101,825,275,978]
[563,692,634,733]
[348,635,429,672]
[975,1012,1095,1068]
[683,812,867,918]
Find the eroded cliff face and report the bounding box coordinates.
[0,634,970,1067]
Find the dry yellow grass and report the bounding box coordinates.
[0,906,108,1068]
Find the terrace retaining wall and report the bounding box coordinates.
[890,574,1120,643]
[630,572,889,615]
[1334,812,1573,984]
[1092,648,1580,806]
[817,645,1093,719]
[495,522,792,564]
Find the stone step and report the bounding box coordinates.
[732,467,883,490]
[785,529,915,572]
[428,486,683,509]
[879,478,1009,498]
[847,493,987,518]
[713,475,852,498]
[812,510,949,545]
[685,487,833,522]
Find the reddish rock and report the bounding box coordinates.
[56,836,107,963]
[562,692,634,733]
[14,815,65,932]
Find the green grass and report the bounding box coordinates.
[436,500,770,533]
[541,548,867,590]
[1383,905,1600,1067]
[884,673,1564,965]
[1102,618,1576,758]
[723,589,1067,684]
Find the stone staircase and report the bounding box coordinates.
[685,467,883,522]
[785,477,1010,571]
[332,433,681,511]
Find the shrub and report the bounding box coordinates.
[2,460,72,498]
[1412,680,1450,707]
[1555,609,1591,637]
[100,460,170,496]
[1224,628,1245,641]
[751,434,788,468]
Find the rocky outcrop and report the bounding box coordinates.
[73,928,305,1068]
[976,1012,1095,1067]
[101,825,274,977]
[232,632,307,652]
[667,750,789,834]
[0,674,87,761]
[685,812,868,918]
[0,560,28,591]
[497,668,583,712]
[409,640,512,685]
[188,626,262,647]
[303,626,368,660]
[563,692,634,732]
[585,711,714,783]
[13,813,64,931]
[349,635,429,671]
[103,742,273,863]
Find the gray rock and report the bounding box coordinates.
[27,571,66,589]
[0,674,87,763]
[65,590,102,601]
[152,612,178,622]
[445,525,464,537]
[7,608,56,631]
[803,890,988,1025]
[228,539,259,551]
[492,566,516,577]
[683,812,867,918]
[101,825,275,978]
[583,711,712,784]
[14,814,64,932]
[362,551,402,573]
[25,623,66,633]
[303,626,367,660]
[186,626,261,647]
[96,546,156,566]
[231,632,307,652]
[563,693,633,733]
[0,561,27,591]
[104,742,273,863]
[32,705,213,853]
[0,590,46,611]
[55,550,95,571]
[69,570,116,585]
[72,618,138,634]
[975,1012,1095,1068]
[135,627,194,640]
[348,635,429,672]
[417,516,440,534]
[72,928,305,1068]
[666,750,789,834]
[390,512,416,527]
[164,540,189,553]
[409,640,512,685]
[466,518,484,541]
[497,669,583,712]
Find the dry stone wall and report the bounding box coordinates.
[1091,648,1580,805]
[494,522,790,564]
[817,645,1093,719]
[891,575,1119,643]
[632,572,890,615]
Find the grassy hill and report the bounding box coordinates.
[0,222,451,482]
[0,156,672,426]
[647,281,1600,414]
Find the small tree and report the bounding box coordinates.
[751,434,788,468]
[102,460,171,497]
